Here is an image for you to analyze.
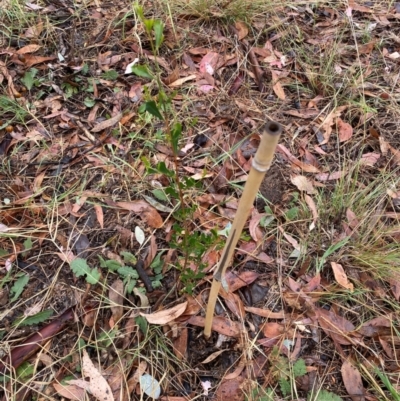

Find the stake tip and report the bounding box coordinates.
[264,121,283,136]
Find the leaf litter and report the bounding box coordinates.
[1,1,400,401]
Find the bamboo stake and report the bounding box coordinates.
[204,121,283,339]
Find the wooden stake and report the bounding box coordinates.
[204,121,283,339]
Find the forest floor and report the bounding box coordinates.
[1,1,400,400]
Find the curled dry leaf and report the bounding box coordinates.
[331,262,354,291]
[53,383,85,401]
[244,306,285,319]
[199,52,220,76]
[341,360,365,401]
[140,301,187,325]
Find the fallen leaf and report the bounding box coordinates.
[199,52,219,76]
[16,44,42,54]
[263,322,284,338]
[225,271,259,292]
[305,195,318,230]
[53,383,85,401]
[109,279,124,327]
[201,349,226,364]
[341,360,365,401]
[115,200,163,228]
[276,144,320,173]
[235,21,248,40]
[291,175,315,194]
[244,306,285,319]
[69,350,114,401]
[271,70,285,100]
[315,307,355,345]
[188,315,242,337]
[331,262,354,291]
[91,113,122,133]
[141,302,187,325]
[315,170,346,181]
[94,204,104,229]
[215,376,245,401]
[337,118,353,142]
[168,74,197,87]
[360,152,380,167]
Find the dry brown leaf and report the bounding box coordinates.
[341,360,365,401]
[215,376,245,401]
[235,21,248,40]
[315,170,346,181]
[305,194,318,230]
[276,144,320,173]
[199,52,220,76]
[115,200,163,228]
[23,54,56,67]
[91,113,123,133]
[168,74,197,87]
[331,262,354,291]
[94,204,104,229]
[244,307,285,319]
[219,290,245,319]
[141,302,187,325]
[271,70,285,100]
[16,44,42,54]
[188,315,242,337]
[109,279,124,327]
[263,322,284,338]
[315,307,355,345]
[201,349,226,364]
[69,350,114,401]
[291,175,315,194]
[337,118,353,142]
[53,383,85,401]
[225,270,259,292]
[172,326,188,360]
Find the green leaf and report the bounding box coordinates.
[121,251,137,265]
[152,189,168,202]
[71,258,90,278]
[293,359,307,378]
[135,315,148,334]
[0,249,8,257]
[101,69,118,80]
[170,122,182,154]
[104,259,122,271]
[144,100,163,120]
[71,258,100,284]
[23,238,33,251]
[285,206,299,221]
[117,266,139,278]
[150,251,165,275]
[131,65,154,80]
[84,97,96,108]
[153,20,164,50]
[143,19,154,34]
[279,377,291,397]
[10,274,29,302]
[307,389,343,401]
[17,362,34,380]
[134,5,145,21]
[21,68,38,90]
[86,268,101,284]
[156,161,174,177]
[15,309,54,326]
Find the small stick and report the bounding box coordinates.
[204,121,283,339]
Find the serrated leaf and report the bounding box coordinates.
[10,274,29,302]
[293,359,307,377]
[121,251,137,265]
[150,251,165,275]
[279,377,291,397]
[144,100,163,120]
[131,65,154,80]
[17,309,53,326]
[86,268,101,284]
[117,266,139,278]
[71,258,90,277]
[104,259,122,271]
